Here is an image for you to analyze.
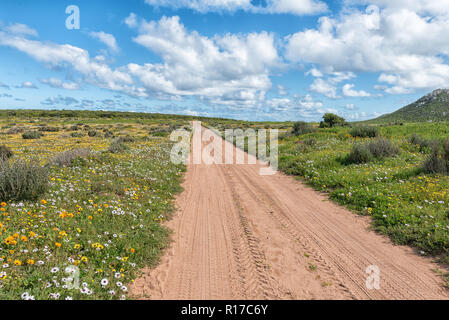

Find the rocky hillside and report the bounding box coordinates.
[372,89,449,123]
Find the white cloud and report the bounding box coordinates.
[285,3,449,93]
[0,28,134,94]
[4,23,38,37]
[310,78,338,98]
[88,31,119,53]
[144,0,327,15]
[17,81,38,89]
[342,84,371,97]
[128,15,281,106]
[40,78,80,90]
[124,13,138,28]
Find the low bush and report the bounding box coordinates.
[344,144,374,164]
[408,134,437,153]
[350,126,379,138]
[51,148,92,167]
[0,159,49,202]
[292,121,315,136]
[367,138,400,158]
[38,126,60,132]
[344,138,399,164]
[108,141,128,153]
[22,131,43,139]
[88,130,99,137]
[423,139,449,175]
[0,145,13,160]
[70,132,85,138]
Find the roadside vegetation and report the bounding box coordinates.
[0,112,188,300]
[204,115,449,265]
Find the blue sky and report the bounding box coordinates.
[0,0,448,121]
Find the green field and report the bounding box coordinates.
[0,111,189,300]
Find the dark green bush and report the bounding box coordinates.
[345,144,374,164]
[344,138,399,164]
[368,138,400,158]
[292,121,315,136]
[423,139,449,174]
[350,126,379,138]
[88,130,99,137]
[104,130,114,138]
[0,159,49,202]
[22,131,43,139]
[70,132,85,138]
[0,145,13,160]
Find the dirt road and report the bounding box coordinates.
[131,126,448,300]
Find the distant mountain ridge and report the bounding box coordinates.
[370,89,449,123]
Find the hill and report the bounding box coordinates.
[369,89,449,123]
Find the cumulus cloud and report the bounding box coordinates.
[310,78,338,98]
[144,0,327,15]
[128,15,281,106]
[285,3,449,93]
[39,78,80,90]
[88,31,119,53]
[342,84,371,97]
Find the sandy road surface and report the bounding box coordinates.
[131,126,448,300]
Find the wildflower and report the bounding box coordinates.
[55,242,62,248]
[101,279,109,287]
[41,199,47,205]
[14,260,22,266]
[27,259,35,265]
[0,202,6,207]
[81,256,88,263]
[51,267,60,273]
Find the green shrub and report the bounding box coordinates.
[22,131,43,139]
[292,121,315,136]
[423,139,449,174]
[0,145,13,160]
[0,159,49,202]
[368,138,400,158]
[108,141,128,153]
[350,126,379,138]
[88,130,99,137]
[70,132,85,138]
[104,130,114,138]
[345,144,374,164]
